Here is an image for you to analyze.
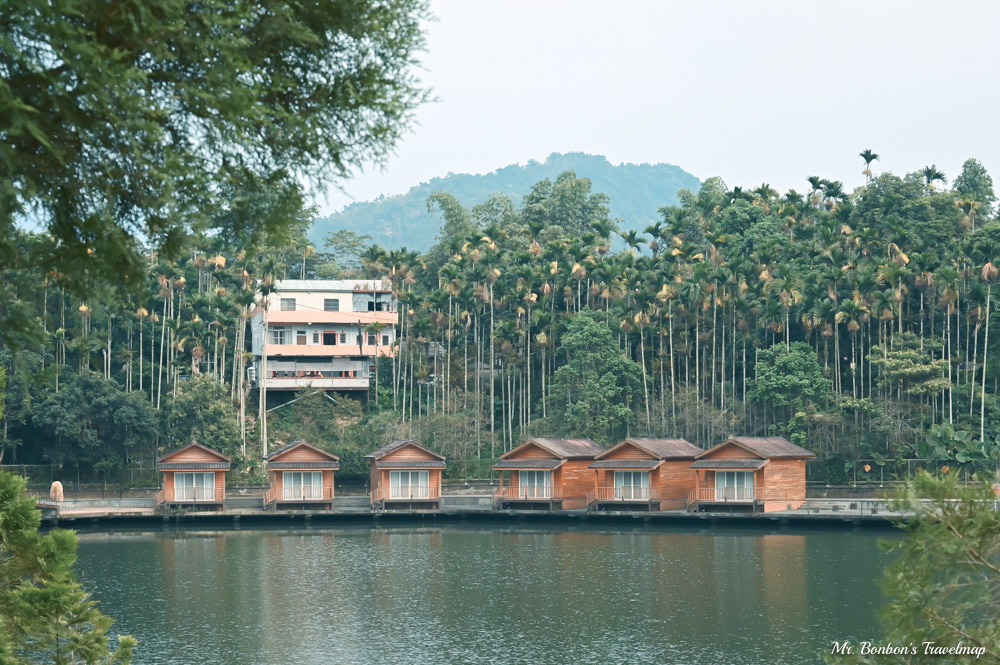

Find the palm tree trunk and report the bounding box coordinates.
[981,284,991,441]
[157,294,168,409]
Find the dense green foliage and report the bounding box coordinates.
[312,152,700,250]
[3,154,1000,484]
[0,0,429,350]
[0,471,135,664]
[829,472,1000,664]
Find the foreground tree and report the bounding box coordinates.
[1,0,429,345]
[829,472,1000,664]
[0,471,135,664]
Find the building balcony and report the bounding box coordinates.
[688,487,765,504]
[587,486,660,505]
[492,486,563,502]
[263,311,398,325]
[154,487,225,505]
[261,376,369,390]
[370,484,441,506]
[264,486,334,504]
[263,344,393,358]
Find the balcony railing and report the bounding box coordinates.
[262,377,369,390]
[492,485,562,501]
[589,486,659,503]
[154,487,225,505]
[387,485,437,500]
[690,487,764,503]
[371,484,440,505]
[263,486,334,504]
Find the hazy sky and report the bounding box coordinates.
[317,0,1000,216]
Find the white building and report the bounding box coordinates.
[249,279,397,393]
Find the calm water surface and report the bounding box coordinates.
[74,523,895,665]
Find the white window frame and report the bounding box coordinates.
[323,298,340,312]
[282,471,323,500]
[614,470,650,500]
[519,470,551,499]
[389,470,429,499]
[280,298,296,311]
[174,472,215,501]
[715,471,754,501]
[268,327,288,345]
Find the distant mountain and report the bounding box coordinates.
[311,152,700,252]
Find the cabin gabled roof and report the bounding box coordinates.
[500,438,605,460]
[598,438,702,460]
[157,440,231,464]
[363,439,446,461]
[695,436,815,460]
[264,439,340,462]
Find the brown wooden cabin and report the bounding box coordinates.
[365,440,446,510]
[688,436,815,513]
[263,439,339,510]
[155,440,230,510]
[588,438,701,511]
[493,438,605,510]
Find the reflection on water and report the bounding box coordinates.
[74,524,895,665]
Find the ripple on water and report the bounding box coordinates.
[73,525,894,665]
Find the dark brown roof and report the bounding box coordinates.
[589,459,663,470]
[268,461,340,470]
[617,438,702,459]
[363,439,445,461]
[374,460,447,469]
[690,458,769,470]
[494,458,565,470]
[701,436,815,459]
[157,440,231,464]
[501,438,604,460]
[264,439,340,462]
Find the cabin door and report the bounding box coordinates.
[715,471,754,501]
[518,470,551,499]
[614,471,649,500]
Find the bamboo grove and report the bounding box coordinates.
[3,154,1000,481]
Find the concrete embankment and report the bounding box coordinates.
[37,496,906,530]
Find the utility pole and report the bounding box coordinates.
[260,294,269,460]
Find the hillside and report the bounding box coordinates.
[311,152,700,251]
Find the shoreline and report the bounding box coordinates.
[43,505,902,531]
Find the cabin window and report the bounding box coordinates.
[382,334,390,346]
[174,472,215,501]
[268,327,288,345]
[367,331,376,345]
[518,470,551,499]
[715,471,754,500]
[389,470,429,499]
[614,471,650,499]
[296,330,307,345]
[282,471,323,500]
[280,298,296,311]
[323,299,340,312]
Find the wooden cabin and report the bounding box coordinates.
[155,440,230,510]
[493,438,605,510]
[588,438,702,511]
[365,440,445,510]
[688,436,815,513]
[263,439,339,510]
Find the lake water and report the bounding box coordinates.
[73,522,896,665]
